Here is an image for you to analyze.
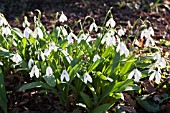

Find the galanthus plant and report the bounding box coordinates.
[0,9,168,113]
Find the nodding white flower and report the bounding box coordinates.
[134,39,139,46]
[45,66,53,76]
[59,12,67,23]
[29,65,40,78]
[49,43,58,52]
[23,16,30,27]
[84,73,92,84]
[44,48,50,57]
[41,51,45,61]
[106,18,116,28]
[128,69,142,82]
[33,27,43,38]
[149,69,161,84]
[24,27,32,39]
[89,22,98,32]
[93,54,100,62]
[11,53,22,64]
[118,28,126,37]
[67,32,77,44]
[78,33,95,43]
[154,52,166,68]
[2,26,11,36]
[141,27,155,47]
[101,30,116,46]
[148,27,154,36]
[0,15,8,26]
[116,42,129,57]
[60,69,70,82]
[61,26,68,36]
[28,59,34,69]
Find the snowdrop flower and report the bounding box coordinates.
[11,53,22,64]
[154,52,166,68]
[141,27,155,47]
[23,16,30,27]
[149,69,161,84]
[44,48,50,57]
[33,27,43,38]
[106,18,116,28]
[29,65,40,78]
[60,69,70,82]
[67,32,77,44]
[2,26,11,36]
[101,30,116,46]
[93,54,100,62]
[28,59,34,69]
[128,69,142,82]
[118,28,126,37]
[41,51,45,61]
[59,12,67,23]
[148,27,154,36]
[61,26,68,36]
[89,22,98,32]
[49,43,58,52]
[0,15,8,26]
[24,27,32,39]
[45,66,53,76]
[78,33,95,43]
[84,73,92,84]
[116,42,129,57]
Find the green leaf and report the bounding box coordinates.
[43,75,56,87]
[101,46,113,58]
[112,79,134,93]
[88,58,104,73]
[80,91,92,109]
[136,95,160,112]
[21,38,27,56]
[12,28,23,38]
[0,67,7,113]
[19,81,57,94]
[91,104,111,113]
[120,55,135,75]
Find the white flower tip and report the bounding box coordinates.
[59,12,67,23]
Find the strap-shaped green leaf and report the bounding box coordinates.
[80,91,92,109]
[91,103,111,113]
[0,67,7,113]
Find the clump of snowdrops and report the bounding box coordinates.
[0,8,168,113]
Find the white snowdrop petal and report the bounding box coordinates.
[155,71,161,84]
[59,13,67,23]
[128,71,134,79]
[149,71,155,81]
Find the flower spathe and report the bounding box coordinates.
[84,73,92,84]
[59,12,67,23]
[29,65,40,78]
[60,70,70,82]
[128,69,142,82]
[11,53,22,64]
